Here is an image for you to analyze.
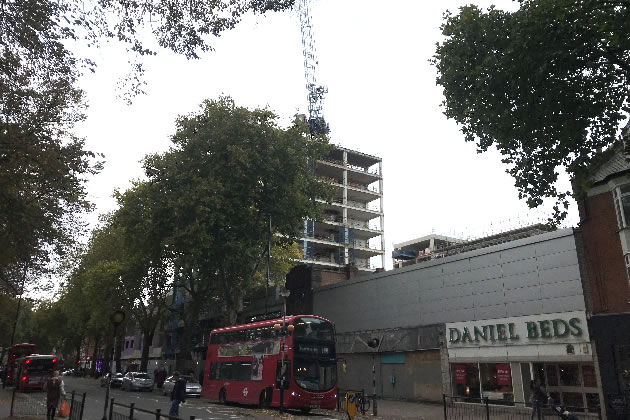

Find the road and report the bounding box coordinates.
[57,376,342,420]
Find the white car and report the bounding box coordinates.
[162,375,202,398]
[121,372,154,392]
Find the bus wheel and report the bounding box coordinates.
[219,388,227,405]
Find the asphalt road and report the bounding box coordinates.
[59,377,341,420]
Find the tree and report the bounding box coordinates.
[432,0,630,223]
[1,0,295,294]
[143,97,332,368]
[111,182,174,372]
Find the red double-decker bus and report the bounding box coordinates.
[202,315,338,412]
[5,343,37,386]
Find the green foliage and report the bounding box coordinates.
[143,96,332,327]
[432,0,630,223]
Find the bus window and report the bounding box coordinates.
[293,317,334,341]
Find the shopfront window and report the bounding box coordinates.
[559,364,581,387]
[451,363,480,399]
[480,363,514,401]
[529,363,599,413]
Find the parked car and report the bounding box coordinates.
[100,372,124,387]
[162,375,202,398]
[121,372,154,392]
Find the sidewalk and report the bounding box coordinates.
[312,399,444,420]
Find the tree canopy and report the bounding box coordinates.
[1,0,296,294]
[432,0,630,223]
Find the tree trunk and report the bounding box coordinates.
[115,330,123,373]
[140,329,155,372]
[90,335,100,376]
[175,298,202,372]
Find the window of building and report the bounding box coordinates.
[531,363,600,413]
[613,184,630,229]
[451,363,480,399]
[480,363,514,402]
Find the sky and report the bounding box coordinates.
[73,0,578,270]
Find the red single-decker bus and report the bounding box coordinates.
[202,315,338,412]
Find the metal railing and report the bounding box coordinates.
[443,395,601,420]
[10,388,85,419]
[109,398,195,420]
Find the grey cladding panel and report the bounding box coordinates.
[503,271,540,290]
[540,279,584,299]
[539,264,580,285]
[501,258,538,277]
[313,230,584,333]
[501,245,536,263]
[535,236,576,257]
[536,250,578,271]
[504,285,541,303]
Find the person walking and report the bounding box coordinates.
[169,371,186,417]
[43,370,66,420]
[530,379,547,420]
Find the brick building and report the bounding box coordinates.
[575,129,630,419]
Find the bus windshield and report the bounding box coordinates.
[294,358,337,392]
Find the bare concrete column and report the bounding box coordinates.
[379,161,385,268]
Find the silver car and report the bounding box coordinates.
[162,375,202,398]
[122,372,154,392]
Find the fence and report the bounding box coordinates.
[10,388,86,419]
[109,398,195,420]
[443,395,601,420]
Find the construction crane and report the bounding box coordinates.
[296,0,329,135]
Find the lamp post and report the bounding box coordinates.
[102,310,125,420]
[274,288,292,413]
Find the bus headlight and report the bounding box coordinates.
[291,391,296,397]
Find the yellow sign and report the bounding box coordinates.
[346,392,357,419]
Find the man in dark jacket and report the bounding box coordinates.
[169,371,186,417]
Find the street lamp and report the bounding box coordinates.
[274,288,293,413]
[102,310,125,420]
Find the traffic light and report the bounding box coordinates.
[367,338,379,348]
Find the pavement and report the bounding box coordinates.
[0,378,444,420]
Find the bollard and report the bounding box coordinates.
[190,417,195,420]
[69,390,76,419]
[129,402,134,418]
[10,387,16,416]
[373,393,377,416]
[155,408,161,420]
[484,397,490,420]
[109,398,115,420]
[80,392,86,419]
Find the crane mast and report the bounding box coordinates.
[296,0,329,135]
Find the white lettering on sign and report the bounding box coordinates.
[243,387,248,397]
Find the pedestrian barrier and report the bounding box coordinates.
[10,388,86,419]
[108,398,195,420]
[442,395,601,420]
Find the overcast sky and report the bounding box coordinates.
[73,0,578,270]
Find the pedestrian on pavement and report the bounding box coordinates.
[530,379,546,420]
[169,371,186,417]
[43,370,66,420]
